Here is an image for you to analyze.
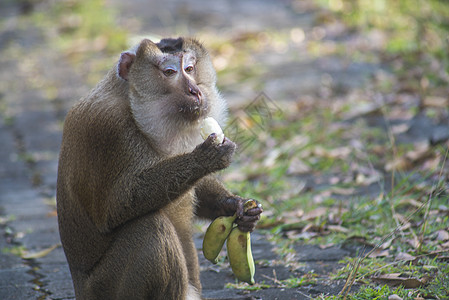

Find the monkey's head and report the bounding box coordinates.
[117,38,225,153]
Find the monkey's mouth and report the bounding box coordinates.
[178,96,208,121]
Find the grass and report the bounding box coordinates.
[28,0,128,85]
[222,78,448,298]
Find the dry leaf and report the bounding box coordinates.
[371,273,424,288]
[319,243,335,249]
[391,123,410,135]
[343,103,382,120]
[395,252,416,262]
[398,198,423,208]
[435,230,449,241]
[286,230,317,240]
[22,244,60,260]
[381,237,395,249]
[388,295,403,300]
[312,146,351,159]
[423,96,448,108]
[263,149,281,168]
[405,141,431,162]
[329,187,355,196]
[327,225,349,233]
[368,249,389,258]
[439,240,449,250]
[302,223,314,233]
[394,213,411,231]
[385,157,411,172]
[406,237,420,249]
[281,209,304,225]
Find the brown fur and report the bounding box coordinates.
[56,38,262,299]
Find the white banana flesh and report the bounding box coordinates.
[200,117,224,144]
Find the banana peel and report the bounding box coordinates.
[227,199,257,284]
[226,226,255,284]
[202,215,236,264]
[202,199,258,284]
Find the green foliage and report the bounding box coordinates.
[315,0,449,89]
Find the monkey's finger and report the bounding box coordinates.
[235,214,260,224]
[235,222,257,233]
[244,206,263,216]
[205,133,218,144]
[235,199,245,218]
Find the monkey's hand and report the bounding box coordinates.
[218,196,263,232]
[193,134,236,172]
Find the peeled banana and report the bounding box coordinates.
[202,215,236,264]
[200,117,224,144]
[226,227,255,285]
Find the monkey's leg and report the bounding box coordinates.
[182,234,201,292]
[83,213,192,300]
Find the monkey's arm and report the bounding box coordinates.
[91,135,236,233]
[194,175,263,232]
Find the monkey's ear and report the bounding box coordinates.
[117,52,136,81]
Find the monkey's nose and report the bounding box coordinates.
[189,86,202,104]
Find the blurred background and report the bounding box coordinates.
[0,0,448,299]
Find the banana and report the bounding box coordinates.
[200,117,224,144]
[202,215,236,264]
[226,199,257,284]
[226,227,255,285]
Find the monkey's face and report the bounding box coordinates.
[156,50,207,121]
[126,39,217,127]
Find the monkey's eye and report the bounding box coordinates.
[184,65,194,74]
[163,68,177,77]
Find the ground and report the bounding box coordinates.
[0,0,448,299]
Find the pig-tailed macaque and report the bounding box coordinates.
[56,37,263,299]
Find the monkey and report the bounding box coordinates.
[56,37,263,300]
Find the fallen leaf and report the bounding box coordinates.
[439,240,449,249]
[406,236,420,249]
[343,103,382,120]
[388,294,403,300]
[285,230,317,240]
[263,149,281,168]
[385,157,411,172]
[397,198,423,209]
[391,123,410,135]
[435,230,449,241]
[423,96,448,108]
[395,252,416,262]
[319,243,335,249]
[281,209,305,225]
[371,273,424,288]
[22,244,60,260]
[436,255,449,261]
[368,249,389,258]
[311,146,352,159]
[380,237,395,249]
[405,141,431,161]
[327,225,349,233]
[329,186,356,195]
